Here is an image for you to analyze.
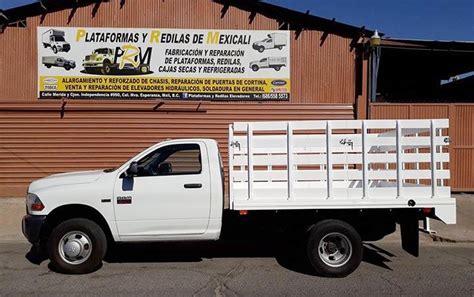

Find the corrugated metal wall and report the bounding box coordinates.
[0,0,360,199]
[370,103,474,191]
[0,101,354,203]
[0,0,357,103]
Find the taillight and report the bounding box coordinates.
[26,193,44,212]
[422,208,433,215]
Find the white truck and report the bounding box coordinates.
[250,57,287,71]
[252,33,287,53]
[42,29,71,54]
[42,56,76,71]
[83,48,150,75]
[22,119,456,277]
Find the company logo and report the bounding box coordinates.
[114,44,152,70]
[117,196,132,204]
[43,77,58,91]
[43,77,58,84]
[271,80,287,86]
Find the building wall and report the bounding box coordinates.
[370,103,474,191]
[0,0,360,199]
[0,0,358,103]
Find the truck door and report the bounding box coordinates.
[113,142,211,238]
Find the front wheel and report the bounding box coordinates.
[307,219,362,277]
[101,61,112,75]
[52,46,58,54]
[48,218,107,274]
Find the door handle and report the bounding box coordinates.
[184,183,202,189]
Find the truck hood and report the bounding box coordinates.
[29,170,105,193]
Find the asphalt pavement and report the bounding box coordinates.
[0,238,473,296]
[0,195,472,296]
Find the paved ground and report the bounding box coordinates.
[0,194,472,296]
[0,239,472,296]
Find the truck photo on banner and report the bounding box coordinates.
[37,27,291,100]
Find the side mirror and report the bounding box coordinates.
[126,161,138,177]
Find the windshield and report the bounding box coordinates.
[95,48,110,54]
[55,36,65,42]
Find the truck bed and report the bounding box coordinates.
[228,119,456,224]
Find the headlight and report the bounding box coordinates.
[96,57,103,61]
[26,193,45,212]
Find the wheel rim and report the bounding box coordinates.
[58,231,92,265]
[317,232,352,267]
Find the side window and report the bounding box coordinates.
[136,143,201,177]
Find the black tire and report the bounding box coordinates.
[52,46,58,54]
[278,46,283,50]
[139,65,149,74]
[101,60,112,75]
[48,218,107,274]
[64,65,70,71]
[258,46,264,53]
[306,219,362,277]
[274,66,281,71]
[251,65,259,72]
[46,65,52,68]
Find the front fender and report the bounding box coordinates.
[29,174,119,241]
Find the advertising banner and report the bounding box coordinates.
[37,27,290,100]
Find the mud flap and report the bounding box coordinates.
[400,213,419,257]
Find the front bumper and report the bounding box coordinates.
[22,215,47,244]
[83,62,103,68]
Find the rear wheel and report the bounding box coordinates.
[139,65,149,74]
[307,219,362,277]
[274,66,281,71]
[48,218,107,274]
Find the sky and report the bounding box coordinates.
[1,0,473,41]
[265,0,474,41]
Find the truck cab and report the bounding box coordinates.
[23,139,223,273]
[83,48,150,75]
[42,56,76,70]
[250,57,287,71]
[252,33,287,52]
[42,29,70,54]
[83,48,115,74]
